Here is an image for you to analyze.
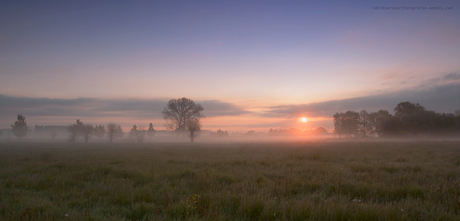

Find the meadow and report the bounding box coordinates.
[1,140,460,220]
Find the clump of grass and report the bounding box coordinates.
[39,151,53,162]
[348,163,375,173]
[242,200,264,219]
[379,165,401,174]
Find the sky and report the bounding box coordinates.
[1,0,460,132]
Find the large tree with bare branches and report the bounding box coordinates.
[162,97,204,132]
[186,118,201,143]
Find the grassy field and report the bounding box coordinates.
[1,140,460,220]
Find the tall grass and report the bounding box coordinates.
[1,141,459,220]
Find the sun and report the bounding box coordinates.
[301,117,307,122]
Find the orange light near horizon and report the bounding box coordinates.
[301,117,307,122]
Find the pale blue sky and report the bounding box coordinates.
[1,1,459,131]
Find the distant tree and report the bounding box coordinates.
[432,113,457,136]
[215,129,229,137]
[129,125,145,143]
[358,110,372,137]
[368,110,393,137]
[68,119,83,142]
[394,102,427,136]
[129,125,138,142]
[35,125,44,133]
[244,130,257,136]
[456,110,460,132]
[186,118,201,143]
[81,124,93,143]
[147,123,156,137]
[312,127,328,135]
[162,97,204,133]
[11,114,28,139]
[68,119,93,143]
[93,125,106,138]
[137,126,146,143]
[333,111,360,137]
[381,117,402,137]
[107,123,123,143]
[268,128,288,136]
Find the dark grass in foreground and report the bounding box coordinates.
[1,141,460,220]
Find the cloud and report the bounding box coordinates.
[263,82,460,119]
[0,96,249,122]
[199,100,251,117]
[443,73,460,81]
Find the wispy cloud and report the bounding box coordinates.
[263,75,460,119]
[1,73,459,130]
[0,96,249,122]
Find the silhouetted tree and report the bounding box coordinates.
[6,130,12,142]
[162,97,204,133]
[11,114,28,139]
[432,113,458,136]
[268,128,288,136]
[244,130,257,136]
[215,129,229,137]
[93,125,106,138]
[68,119,93,143]
[81,124,93,143]
[147,123,156,137]
[129,125,138,142]
[358,110,372,137]
[186,118,201,143]
[35,125,44,132]
[368,110,393,137]
[107,123,123,143]
[333,111,360,137]
[129,125,145,143]
[68,119,83,142]
[137,126,145,143]
[312,127,328,135]
[382,117,402,137]
[394,102,428,136]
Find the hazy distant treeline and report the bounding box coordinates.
[267,127,328,136]
[3,100,459,142]
[334,101,460,138]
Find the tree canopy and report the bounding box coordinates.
[333,102,460,138]
[11,114,28,139]
[107,123,123,143]
[162,97,204,132]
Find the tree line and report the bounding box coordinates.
[333,101,460,137]
[3,97,204,143]
[5,99,459,142]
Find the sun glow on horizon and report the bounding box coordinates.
[301,117,307,122]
